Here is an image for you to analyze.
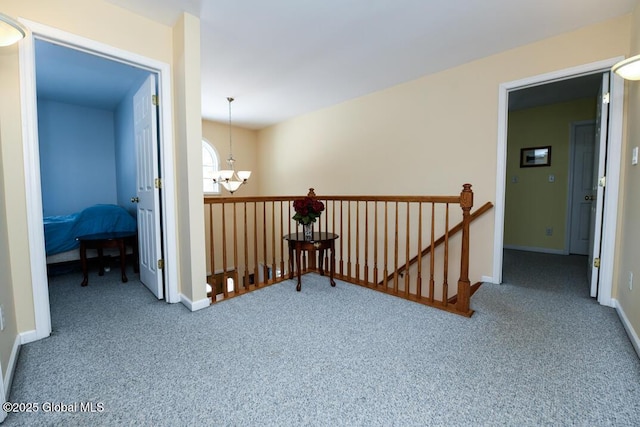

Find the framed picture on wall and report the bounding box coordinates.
[520,146,551,167]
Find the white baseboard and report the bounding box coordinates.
[613,298,640,360]
[4,334,21,400]
[481,275,496,284]
[180,293,210,312]
[503,244,567,255]
[19,329,39,345]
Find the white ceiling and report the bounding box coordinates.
[44,0,638,128]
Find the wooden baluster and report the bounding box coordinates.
[405,202,410,297]
[243,202,249,290]
[457,184,473,314]
[232,203,238,294]
[443,203,450,305]
[417,202,423,299]
[393,202,399,294]
[364,201,369,286]
[355,201,360,283]
[270,201,276,285]
[279,201,285,282]
[340,201,344,276]
[383,201,389,290]
[373,201,378,286]
[261,202,267,284]
[221,202,228,298]
[209,203,216,299]
[347,201,352,278]
[253,202,258,288]
[429,203,435,302]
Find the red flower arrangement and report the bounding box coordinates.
[292,197,325,225]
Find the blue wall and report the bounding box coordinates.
[38,99,118,216]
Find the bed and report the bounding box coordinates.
[44,204,137,264]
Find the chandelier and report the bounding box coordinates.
[213,97,251,193]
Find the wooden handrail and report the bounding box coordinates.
[379,201,494,286]
[204,184,485,317]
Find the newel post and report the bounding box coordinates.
[457,184,473,314]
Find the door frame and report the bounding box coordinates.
[18,19,180,343]
[566,119,597,256]
[493,57,624,307]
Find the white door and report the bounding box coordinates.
[133,74,164,299]
[587,72,609,298]
[569,121,596,255]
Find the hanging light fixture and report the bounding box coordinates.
[0,13,27,47]
[612,55,640,80]
[213,97,251,194]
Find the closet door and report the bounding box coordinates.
[133,74,164,299]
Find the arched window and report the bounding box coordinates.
[202,139,220,194]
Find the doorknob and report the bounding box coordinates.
[584,195,595,201]
[131,197,139,203]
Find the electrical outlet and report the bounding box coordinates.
[545,227,553,236]
[629,272,634,291]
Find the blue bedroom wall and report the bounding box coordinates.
[38,99,118,216]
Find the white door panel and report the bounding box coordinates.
[588,73,609,298]
[134,74,164,299]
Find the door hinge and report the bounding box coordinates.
[603,93,610,104]
[152,95,159,106]
[155,178,162,189]
[594,258,601,268]
[158,259,164,270]
[599,176,606,187]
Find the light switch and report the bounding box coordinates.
[632,147,638,165]
[548,174,555,183]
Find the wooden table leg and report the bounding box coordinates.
[97,247,105,276]
[288,244,294,280]
[80,241,88,287]
[296,247,302,292]
[330,243,336,287]
[119,238,128,283]
[318,248,325,276]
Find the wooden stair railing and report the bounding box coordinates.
[379,201,494,286]
[204,184,485,317]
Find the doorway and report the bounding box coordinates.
[493,58,625,308]
[19,20,180,343]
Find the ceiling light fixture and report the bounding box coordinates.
[0,13,27,47]
[213,97,251,194]
[612,55,640,80]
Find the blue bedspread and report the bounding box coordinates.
[44,204,137,256]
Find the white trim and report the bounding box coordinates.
[613,299,640,360]
[180,292,210,312]
[18,25,51,341]
[4,335,20,399]
[17,19,180,342]
[494,58,625,299]
[503,244,566,255]
[597,73,624,308]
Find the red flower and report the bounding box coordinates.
[292,196,325,225]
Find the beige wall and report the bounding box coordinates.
[257,15,631,284]
[0,0,204,380]
[0,124,18,381]
[172,12,206,303]
[616,2,640,343]
[505,98,597,251]
[202,120,260,276]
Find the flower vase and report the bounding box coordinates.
[303,223,313,241]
